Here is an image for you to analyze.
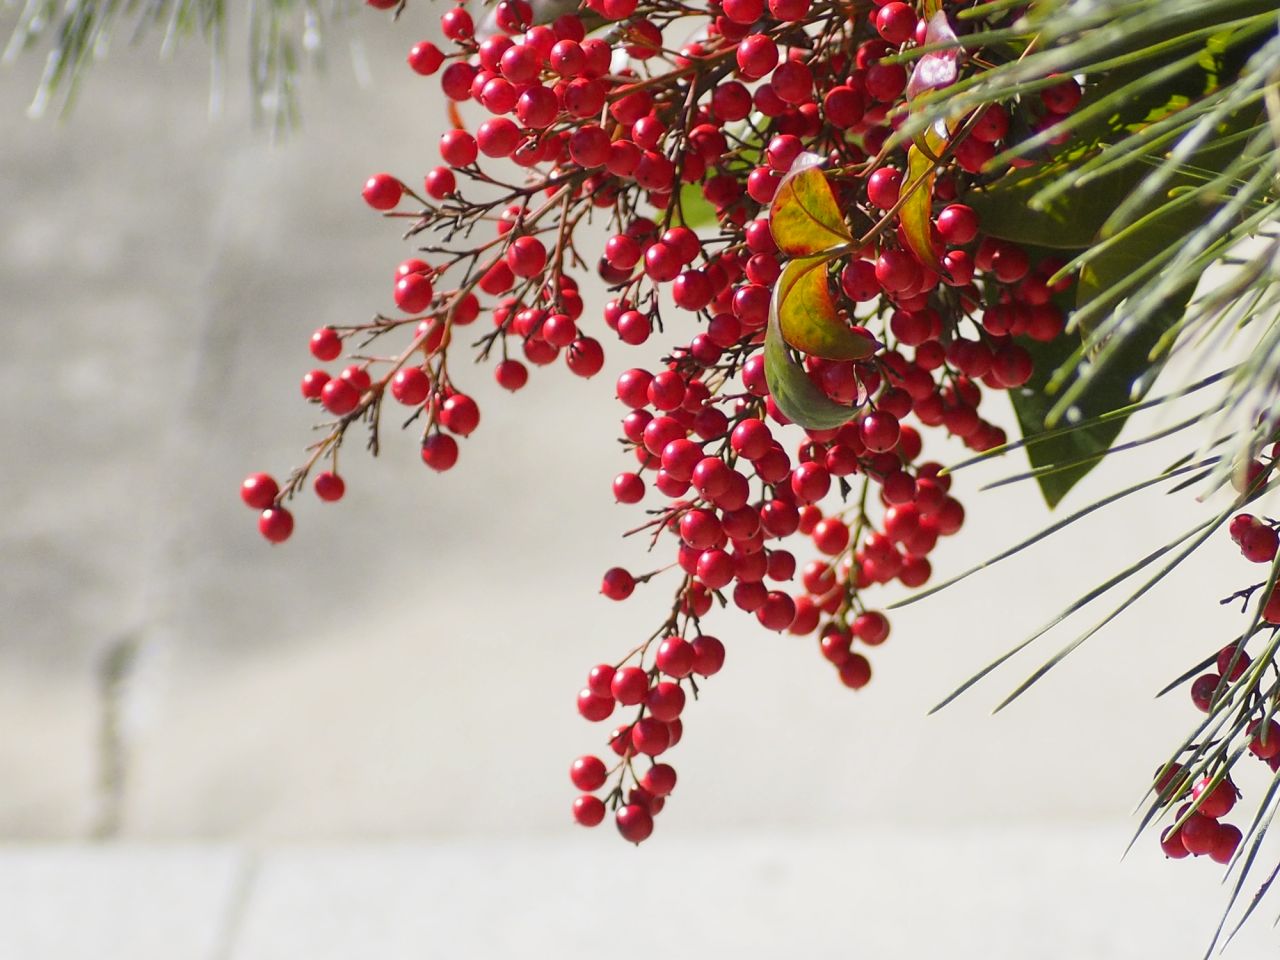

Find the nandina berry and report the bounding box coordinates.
[313,471,345,502]
[756,591,796,631]
[656,637,695,678]
[258,507,294,544]
[587,664,616,698]
[571,755,608,791]
[691,635,725,676]
[1210,823,1242,865]
[615,803,654,843]
[407,41,444,75]
[838,653,872,689]
[566,338,604,377]
[1249,719,1280,759]
[611,666,650,705]
[441,394,480,436]
[642,763,677,796]
[646,681,686,722]
[241,473,279,509]
[1179,811,1218,856]
[321,377,360,415]
[631,718,671,756]
[1190,673,1221,713]
[310,327,342,361]
[1160,825,1190,860]
[573,795,606,827]
[421,434,460,471]
[601,567,636,601]
[390,367,430,406]
[494,359,528,392]
[853,611,890,646]
[362,173,402,210]
[577,688,615,722]
[1191,777,1236,819]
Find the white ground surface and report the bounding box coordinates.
[2,7,1278,957]
[3,829,1279,959]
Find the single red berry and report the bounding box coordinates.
[407,41,444,75]
[1210,823,1242,865]
[631,718,671,756]
[1190,673,1221,713]
[313,471,345,502]
[611,666,650,705]
[421,434,460,472]
[1192,776,1236,819]
[310,327,342,361]
[615,803,654,843]
[601,567,636,601]
[1179,812,1218,856]
[257,507,294,544]
[571,755,608,791]
[495,359,528,391]
[241,473,279,509]
[691,635,725,676]
[642,763,677,796]
[1160,825,1190,859]
[321,377,360,415]
[573,795,606,827]
[646,681,686,722]
[656,637,695,678]
[441,394,481,436]
[577,688,615,722]
[838,653,872,689]
[362,173,402,210]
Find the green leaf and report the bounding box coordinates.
[1003,223,1193,508]
[774,256,876,361]
[676,182,718,229]
[768,155,853,257]
[965,159,1138,249]
[763,273,863,430]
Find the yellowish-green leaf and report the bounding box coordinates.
[763,284,864,431]
[775,256,876,361]
[901,128,947,274]
[768,154,852,257]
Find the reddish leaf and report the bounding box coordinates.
[768,153,853,257]
[774,256,876,361]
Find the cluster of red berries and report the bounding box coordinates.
[245,0,1085,842]
[1155,504,1280,865]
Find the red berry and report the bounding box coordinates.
[691,635,725,676]
[321,377,360,415]
[615,803,654,843]
[362,173,402,210]
[656,637,695,678]
[611,666,650,705]
[241,472,279,509]
[421,434,460,471]
[642,763,677,796]
[313,471,345,502]
[577,688,615,722]
[257,507,294,544]
[310,327,342,361]
[574,795,606,827]
[571,755,608,791]
[407,41,444,75]
[1210,822,1242,864]
[838,653,872,689]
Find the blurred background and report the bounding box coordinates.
[2,7,1278,956]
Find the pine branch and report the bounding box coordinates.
[2,0,359,130]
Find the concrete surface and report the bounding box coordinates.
[3,829,1278,959]
[2,4,1278,955]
